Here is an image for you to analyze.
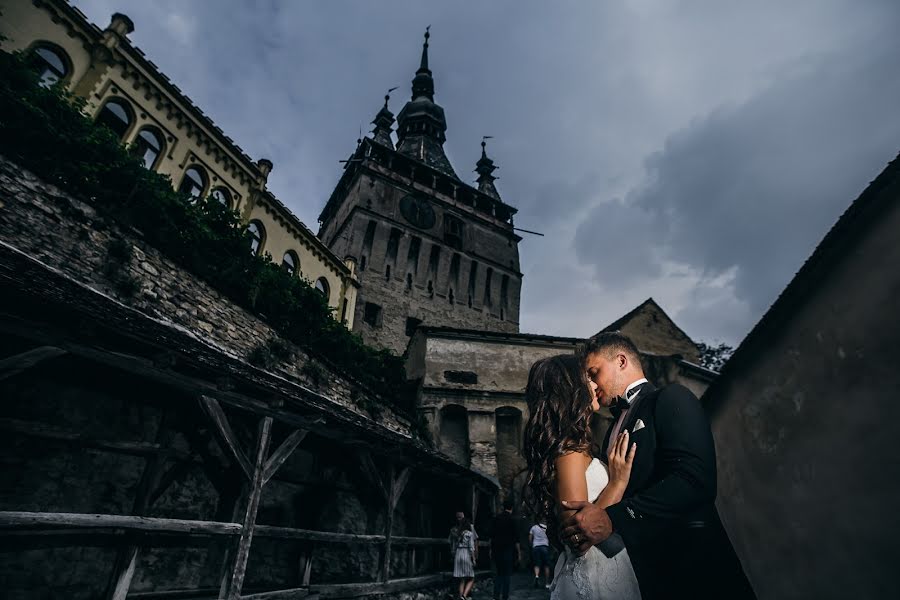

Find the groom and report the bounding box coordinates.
[560,332,753,600]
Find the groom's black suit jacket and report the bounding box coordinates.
[599,382,754,600]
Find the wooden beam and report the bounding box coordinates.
[261,428,308,486]
[0,345,67,381]
[0,418,192,459]
[241,588,312,600]
[388,467,410,513]
[0,511,241,535]
[223,416,272,600]
[200,395,253,480]
[357,452,388,503]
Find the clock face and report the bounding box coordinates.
[399,194,436,230]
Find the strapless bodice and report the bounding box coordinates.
[585,457,609,503]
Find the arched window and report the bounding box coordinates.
[281,251,299,277]
[315,277,330,299]
[95,98,133,141]
[31,43,70,88]
[178,166,207,200]
[132,127,164,170]
[211,187,232,208]
[247,220,265,256]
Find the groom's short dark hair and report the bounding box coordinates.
[578,331,643,369]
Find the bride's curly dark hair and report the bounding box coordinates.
[522,353,595,546]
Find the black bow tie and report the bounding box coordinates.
[610,384,644,418]
[610,395,630,418]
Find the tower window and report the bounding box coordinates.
[467,261,478,308]
[484,268,494,308]
[449,253,461,288]
[386,228,402,262]
[428,244,441,278]
[407,236,421,274]
[444,215,464,250]
[362,220,377,262]
[363,302,383,327]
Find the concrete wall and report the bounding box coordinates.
[708,179,900,598]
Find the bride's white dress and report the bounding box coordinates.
[549,458,642,600]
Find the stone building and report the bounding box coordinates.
[703,153,900,599]
[317,30,522,354]
[0,0,359,325]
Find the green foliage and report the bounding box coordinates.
[697,341,735,372]
[0,50,407,406]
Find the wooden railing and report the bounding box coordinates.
[0,511,493,599]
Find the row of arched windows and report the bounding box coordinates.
[247,220,330,299]
[28,42,333,303]
[93,97,235,209]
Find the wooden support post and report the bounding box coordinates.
[222,416,272,600]
[382,463,410,582]
[104,412,176,600]
[0,345,66,381]
[262,429,308,486]
[301,546,314,586]
[200,395,253,480]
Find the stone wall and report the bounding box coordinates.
[319,153,522,355]
[0,156,411,437]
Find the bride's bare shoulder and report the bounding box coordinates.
[555,451,592,472]
[555,451,591,503]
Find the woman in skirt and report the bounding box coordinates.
[449,512,477,599]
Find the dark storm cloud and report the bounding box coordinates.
[73,1,900,345]
[574,28,900,341]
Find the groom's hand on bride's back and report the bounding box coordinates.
[559,501,612,556]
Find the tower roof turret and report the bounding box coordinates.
[371,88,397,149]
[396,28,458,179]
[475,137,501,200]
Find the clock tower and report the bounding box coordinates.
[318,30,522,354]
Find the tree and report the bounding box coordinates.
[697,342,735,372]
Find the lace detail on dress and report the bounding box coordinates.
[549,549,592,600]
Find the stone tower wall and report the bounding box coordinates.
[322,162,521,354]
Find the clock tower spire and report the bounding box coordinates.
[317,31,522,354]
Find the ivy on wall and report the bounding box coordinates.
[0,50,407,407]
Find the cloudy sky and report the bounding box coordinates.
[76,0,900,346]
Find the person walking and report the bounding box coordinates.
[529,519,552,589]
[450,511,478,600]
[490,498,520,600]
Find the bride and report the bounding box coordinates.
[523,354,641,600]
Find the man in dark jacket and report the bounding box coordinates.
[490,497,520,600]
